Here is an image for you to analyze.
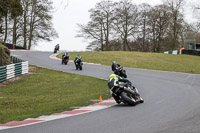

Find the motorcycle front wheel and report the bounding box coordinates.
[75,64,78,70]
[120,91,136,106]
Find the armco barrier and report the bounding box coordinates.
[11,56,24,63]
[0,61,28,82]
[4,43,26,50]
[182,50,200,56]
[164,49,200,56]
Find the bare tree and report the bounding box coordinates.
[191,0,200,39]
[0,2,3,35]
[77,21,104,51]
[113,0,139,51]
[76,0,193,52]
[0,0,58,49]
[164,0,185,50]
[0,0,11,42]
[148,4,171,52]
[10,0,23,45]
[26,0,58,50]
[137,3,152,52]
[76,0,114,51]
[192,0,200,21]
[19,0,31,49]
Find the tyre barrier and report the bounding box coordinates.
[0,61,28,82]
[164,50,180,55]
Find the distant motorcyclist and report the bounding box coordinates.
[62,52,69,64]
[62,52,69,59]
[74,54,83,70]
[111,61,127,78]
[108,74,130,103]
[54,44,60,53]
[55,44,59,51]
[74,54,82,63]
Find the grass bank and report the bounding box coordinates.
[0,42,11,66]
[0,66,110,124]
[58,51,200,74]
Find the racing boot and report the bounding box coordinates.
[112,93,121,104]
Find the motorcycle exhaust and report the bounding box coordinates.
[124,87,136,95]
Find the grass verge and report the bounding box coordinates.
[58,51,200,74]
[0,65,110,124]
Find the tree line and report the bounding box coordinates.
[0,0,58,50]
[77,0,200,52]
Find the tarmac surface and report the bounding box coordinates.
[1,51,200,133]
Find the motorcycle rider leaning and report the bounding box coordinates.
[74,54,82,63]
[62,52,69,59]
[108,74,130,104]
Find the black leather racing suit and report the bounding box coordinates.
[108,76,130,103]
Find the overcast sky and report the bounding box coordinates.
[34,0,196,52]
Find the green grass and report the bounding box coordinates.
[0,66,110,124]
[58,51,200,74]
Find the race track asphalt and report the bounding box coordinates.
[1,51,200,133]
